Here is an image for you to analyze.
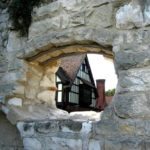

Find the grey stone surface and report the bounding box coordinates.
[114,92,150,119]
[117,68,150,94]
[35,121,59,133]
[116,0,150,29]
[89,140,103,150]
[17,119,150,150]
[87,3,113,28]
[2,0,150,149]
[105,140,122,150]
[114,49,150,70]
[23,138,42,150]
[17,122,35,137]
[145,141,150,150]
[7,105,69,124]
[17,120,92,150]
[0,96,5,104]
[44,137,82,150]
[121,138,143,150]
[0,112,23,150]
[94,120,119,136]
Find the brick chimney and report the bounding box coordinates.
[96,79,106,111]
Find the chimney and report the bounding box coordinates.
[96,79,106,111]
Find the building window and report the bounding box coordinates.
[57,91,62,102]
[56,76,63,103]
[79,84,92,106]
[69,92,79,104]
[82,64,86,72]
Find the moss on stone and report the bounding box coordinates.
[8,0,42,36]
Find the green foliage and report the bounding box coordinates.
[8,0,42,36]
[105,88,115,96]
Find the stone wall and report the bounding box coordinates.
[17,118,150,150]
[0,0,116,122]
[17,120,86,150]
[0,111,23,150]
[1,0,150,149]
[0,2,9,107]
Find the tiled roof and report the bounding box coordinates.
[57,54,86,81]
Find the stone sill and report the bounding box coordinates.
[5,104,102,125]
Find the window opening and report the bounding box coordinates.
[55,53,117,112]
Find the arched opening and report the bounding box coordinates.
[55,53,117,112]
[15,44,117,117]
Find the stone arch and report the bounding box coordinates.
[5,24,117,125]
[5,26,150,124]
[15,43,117,149]
[22,42,114,107]
[7,28,149,123]
[26,44,113,64]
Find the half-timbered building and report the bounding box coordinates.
[55,54,98,112]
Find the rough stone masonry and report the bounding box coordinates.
[1,0,150,149]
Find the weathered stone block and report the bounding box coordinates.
[81,122,92,134]
[114,50,150,70]
[12,84,25,96]
[8,97,22,107]
[86,0,114,8]
[0,95,5,104]
[117,68,150,93]
[61,13,70,29]
[87,4,113,28]
[121,138,143,150]
[70,111,101,122]
[35,121,59,133]
[116,1,150,29]
[60,0,84,12]
[145,141,150,150]
[6,32,26,52]
[2,30,8,41]
[116,3,143,29]
[93,29,114,46]
[0,62,7,73]
[25,85,39,101]
[0,22,7,31]
[17,122,35,137]
[60,120,82,133]
[0,112,23,150]
[145,121,150,136]
[105,140,122,150]
[37,90,56,107]
[89,140,104,150]
[0,13,9,23]
[94,120,118,136]
[23,138,42,150]
[7,105,69,124]
[29,17,61,38]
[118,121,135,135]
[1,105,9,114]
[44,137,82,150]
[70,12,85,27]
[39,75,51,88]
[135,120,146,136]
[114,92,150,119]
[33,1,61,21]
[2,71,23,83]
[0,83,14,95]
